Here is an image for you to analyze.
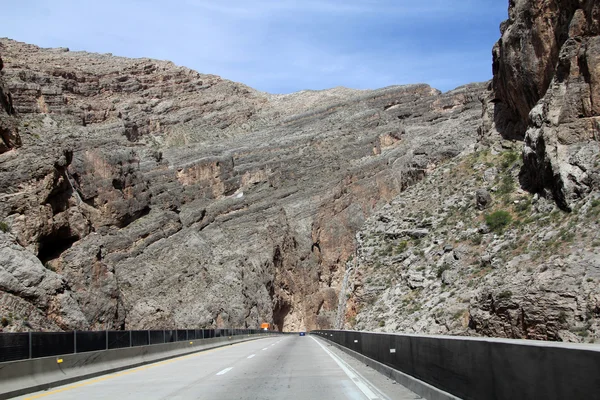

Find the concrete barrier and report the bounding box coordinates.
[0,334,273,399]
[312,330,600,400]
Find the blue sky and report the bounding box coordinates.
[3,1,507,94]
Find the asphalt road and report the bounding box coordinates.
[16,335,421,400]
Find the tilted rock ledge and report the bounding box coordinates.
[0,38,485,331]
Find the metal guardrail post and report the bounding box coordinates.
[129,330,132,347]
[74,330,77,354]
[148,330,150,345]
[106,329,109,350]
[163,329,166,343]
[186,330,188,341]
[28,331,32,359]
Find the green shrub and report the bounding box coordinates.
[498,290,513,300]
[382,243,394,256]
[497,174,514,196]
[0,221,9,233]
[501,151,519,170]
[558,311,567,324]
[514,198,532,213]
[485,211,512,233]
[436,264,450,279]
[470,234,483,245]
[395,241,408,254]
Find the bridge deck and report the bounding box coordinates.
[14,335,419,400]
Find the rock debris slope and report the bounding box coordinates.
[0,38,485,331]
[351,0,600,342]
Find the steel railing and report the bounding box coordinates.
[0,328,278,362]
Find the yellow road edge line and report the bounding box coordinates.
[23,339,258,399]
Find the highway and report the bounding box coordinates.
[15,335,421,400]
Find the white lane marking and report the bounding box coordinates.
[262,347,269,350]
[247,354,256,359]
[311,337,386,400]
[216,367,233,376]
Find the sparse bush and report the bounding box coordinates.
[378,320,385,327]
[1,316,10,327]
[514,198,532,213]
[497,174,514,196]
[453,310,465,320]
[0,221,9,233]
[44,262,56,272]
[501,151,519,170]
[560,230,575,242]
[485,211,512,233]
[436,264,450,279]
[382,243,394,256]
[497,290,513,300]
[558,311,567,324]
[470,234,483,245]
[396,241,408,254]
[574,327,590,338]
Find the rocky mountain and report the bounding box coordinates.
[2,0,597,342]
[350,0,600,342]
[0,38,485,332]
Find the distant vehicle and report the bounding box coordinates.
[260,323,270,331]
[299,332,306,336]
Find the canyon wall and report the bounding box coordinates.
[0,38,485,332]
[351,0,600,342]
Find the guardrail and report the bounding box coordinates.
[0,328,281,399]
[312,329,600,400]
[0,328,273,362]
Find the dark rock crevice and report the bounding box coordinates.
[37,228,79,264]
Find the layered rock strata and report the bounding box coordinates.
[0,38,486,331]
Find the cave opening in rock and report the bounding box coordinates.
[37,227,79,264]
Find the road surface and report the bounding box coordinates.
[16,335,421,400]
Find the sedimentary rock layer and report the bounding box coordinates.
[0,38,486,331]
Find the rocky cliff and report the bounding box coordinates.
[0,38,486,332]
[482,0,600,209]
[351,0,600,342]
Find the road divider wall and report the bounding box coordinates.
[312,330,600,400]
[0,332,278,399]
